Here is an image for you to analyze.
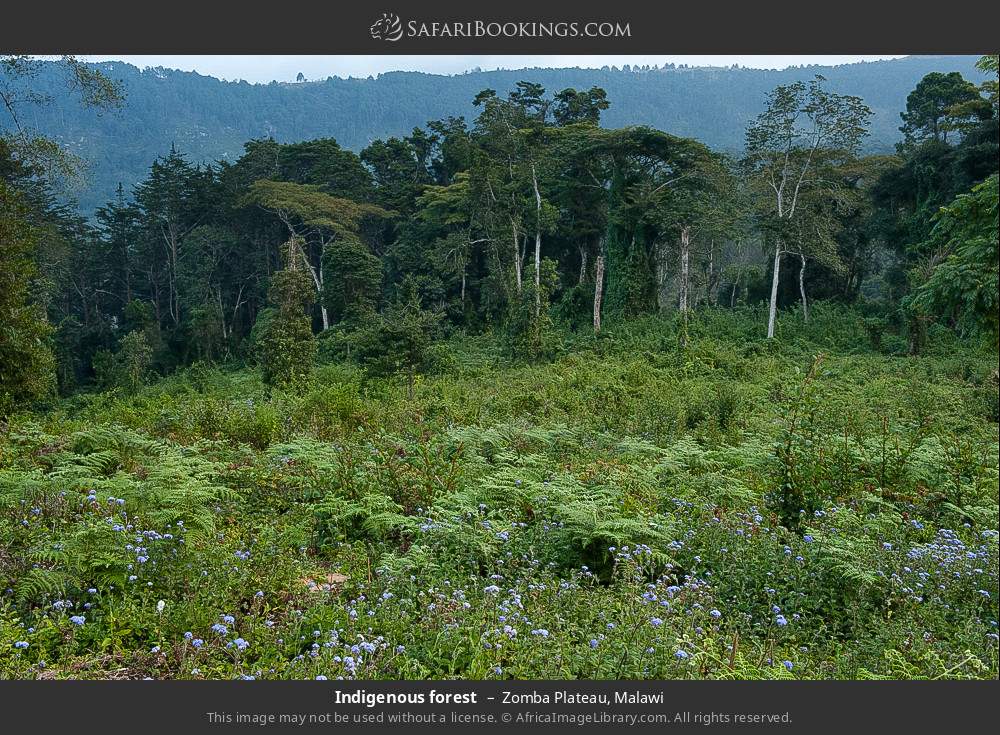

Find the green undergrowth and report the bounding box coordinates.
[2,306,997,679]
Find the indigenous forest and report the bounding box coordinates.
[1,55,998,680]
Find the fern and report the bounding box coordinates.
[15,568,70,604]
[314,491,416,546]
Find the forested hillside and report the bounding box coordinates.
[3,56,987,211]
[1,55,997,681]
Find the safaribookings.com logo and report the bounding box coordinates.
[370,13,404,41]
[369,13,631,42]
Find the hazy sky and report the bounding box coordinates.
[78,55,907,83]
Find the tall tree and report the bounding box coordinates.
[552,87,609,126]
[133,148,210,330]
[94,183,140,307]
[414,172,485,314]
[743,76,872,338]
[244,179,391,330]
[643,152,742,315]
[900,71,987,146]
[254,267,316,391]
[1,56,123,406]
[0,180,56,414]
[361,135,433,216]
[575,126,711,320]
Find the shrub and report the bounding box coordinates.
[253,270,317,391]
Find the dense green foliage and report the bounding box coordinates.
[4,65,989,398]
[1,56,988,212]
[1,55,997,680]
[0,180,56,414]
[1,309,997,679]
[352,278,444,399]
[254,269,317,391]
[912,174,999,342]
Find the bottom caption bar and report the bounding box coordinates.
[1,680,996,733]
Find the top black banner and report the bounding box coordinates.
[3,0,998,54]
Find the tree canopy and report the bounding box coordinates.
[2,59,998,409]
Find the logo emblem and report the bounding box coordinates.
[370,13,403,41]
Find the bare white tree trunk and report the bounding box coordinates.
[306,256,329,331]
[317,278,329,331]
[767,242,782,339]
[707,238,717,306]
[510,219,522,293]
[216,289,227,341]
[799,252,809,322]
[579,248,588,286]
[289,236,329,330]
[593,254,605,333]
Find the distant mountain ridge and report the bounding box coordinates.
[6,55,987,211]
